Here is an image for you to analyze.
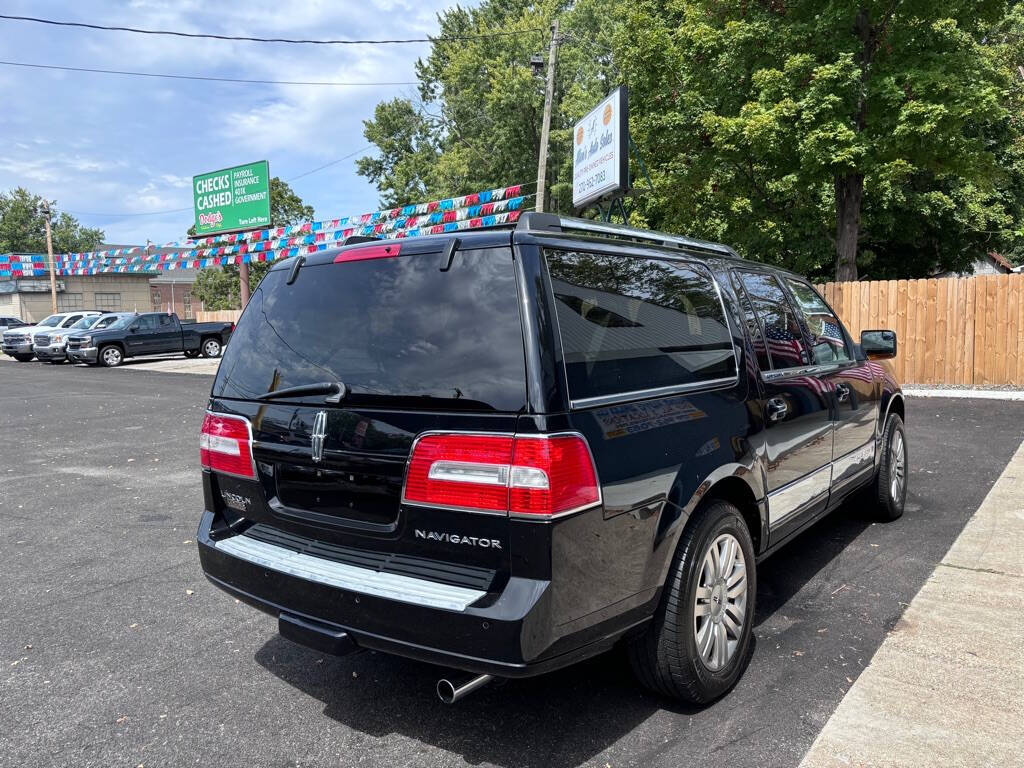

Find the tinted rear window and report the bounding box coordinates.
[213,247,527,411]
[546,249,736,403]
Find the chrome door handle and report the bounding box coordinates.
[766,397,788,422]
[835,384,850,403]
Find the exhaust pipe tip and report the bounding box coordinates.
[436,678,458,705]
[436,673,493,704]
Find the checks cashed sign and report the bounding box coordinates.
[193,160,272,236]
[572,86,629,209]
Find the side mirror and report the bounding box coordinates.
[861,329,897,359]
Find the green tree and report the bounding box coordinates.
[357,0,620,212]
[0,187,104,254]
[192,177,314,310]
[618,0,1023,279]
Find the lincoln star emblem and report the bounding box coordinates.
[311,411,327,463]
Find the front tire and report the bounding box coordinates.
[874,414,907,521]
[628,500,756,703]
[99,345,123,368]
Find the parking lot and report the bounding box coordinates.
[2,361,1023,768]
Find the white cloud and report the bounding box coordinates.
[0,0,457,244]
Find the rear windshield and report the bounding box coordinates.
[546,249,736,403]
[213,246,527,411]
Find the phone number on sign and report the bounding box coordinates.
[575,170,607,195]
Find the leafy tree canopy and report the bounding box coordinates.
[358,0,1024,279]
[0,187,104,255]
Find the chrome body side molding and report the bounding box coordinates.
[767,464,832,529]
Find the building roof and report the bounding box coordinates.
[988,252,1015,272]
[149,269,200,284]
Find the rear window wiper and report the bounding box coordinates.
[258,381,347,403]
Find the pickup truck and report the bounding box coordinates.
[66,312,234,367]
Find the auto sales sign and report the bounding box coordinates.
[572,86,629,209]
[192,160,271,236]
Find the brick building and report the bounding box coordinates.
[148,269,200,320]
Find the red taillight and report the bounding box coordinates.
[402,433,600,518]
[333,243,401,264]
[508,435,600,516]
[200,412,255,479]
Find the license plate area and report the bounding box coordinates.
[273,460,404,529]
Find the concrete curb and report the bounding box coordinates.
[904,388,1024,401]
[799,440,1024,768]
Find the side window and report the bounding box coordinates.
[736,271,812,370]
[159,315,172,327]
[545,249,737,403]
[730,275,772,371]
[63,315,83,326]
[784,279,851,364]
[136,315,157,331]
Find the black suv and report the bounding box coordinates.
[197,214,906,704]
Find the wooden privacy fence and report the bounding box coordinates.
[816,274,1024,388]
[196,309,243,323]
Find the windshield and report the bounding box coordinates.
[93,315,121,329]
[69,315,100,330]
[38,315,62,327]
[103,315,136,330]
[213,247,527,411]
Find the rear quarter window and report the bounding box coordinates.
[545,249,737,404]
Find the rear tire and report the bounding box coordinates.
[201,337,221,358]
[874,414,907,521]
[99,345,123,368]
[628,500,756,703]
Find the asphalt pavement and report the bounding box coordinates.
[2,361,1023,768]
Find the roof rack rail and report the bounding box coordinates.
[515,212,737,257]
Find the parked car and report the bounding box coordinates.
[2,311,100,362]
[68,312,234,367]
[196,215,906,705]
[34,312,118,363]
[46,313,134,364]
[0,316,28,334]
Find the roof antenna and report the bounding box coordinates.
[439,238,460,272]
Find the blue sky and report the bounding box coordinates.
[0,0,453,246]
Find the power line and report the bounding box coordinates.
[0,14,543,45]
[0,60,416,87]
[286,146,372,182]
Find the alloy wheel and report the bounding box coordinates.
[693,533,748,672]
[102,347,122,366]
[890,430,906,502]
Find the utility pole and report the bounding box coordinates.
[535,18,560,213]
[41,202,57,313]
[239,260,250,309]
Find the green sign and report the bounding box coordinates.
[192,160,271,236]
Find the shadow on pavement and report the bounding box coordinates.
[255,634,696,768]
[251,502,877,768]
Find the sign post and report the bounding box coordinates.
[192,160,271,308]
[571,86,629,214]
